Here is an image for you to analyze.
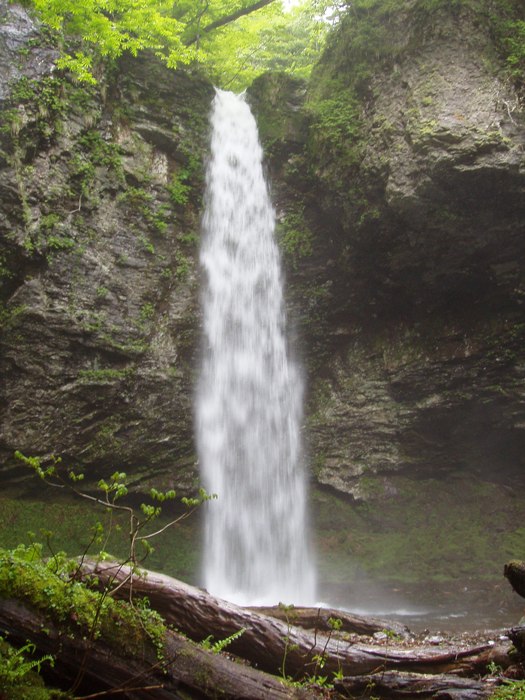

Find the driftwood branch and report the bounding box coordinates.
[78,561,513,680]
[248,605,410,638]
[334,671,498,699]
[0,597,316,700]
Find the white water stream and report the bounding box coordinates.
[196,89,316,606]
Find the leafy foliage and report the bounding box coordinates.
[0,452,216,695]
[23,0,198,82]
[203,0,332,90]
[489,0,525,87]
[19,0,338,88]
[14,450,216,576]
[0,636,59,699]
[199,628,246,653]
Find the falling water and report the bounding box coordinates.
[196,89,316,606]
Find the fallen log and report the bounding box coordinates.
[248,605,410,637]
[333,671,497,699]
[79,560,512,680]
[0,596,317,700]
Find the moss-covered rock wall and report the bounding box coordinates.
[0,0,214,498]
[3,0,525,604]
[248,0,525,600]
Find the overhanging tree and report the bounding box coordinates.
[17,0,337,87]
[18,0,284,81]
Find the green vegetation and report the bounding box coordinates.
[309,93,362,155]
[77,365,136,382]
[205,0,332,90]
[0,491,201,581]
[200,628,245,653]
[312,475,525,586]
[0,302,25,332]
[168,170,191,206]
[176,251,190,280]
[309,0,525,141]
[0,546,160,645]
[19,0,339,90]
[490,681,525,699]
[118,188,172,242]
[24,0,198,82]
[76,130,125,184]
[0,452,217,696]
[138,302,155,323]
[275,206,313,268]
[4,0,525,115]
[0,544,168,689]
[0,636,64,700]
[489,0,525,86]
[13,450,215,578]
[0,75,63,143]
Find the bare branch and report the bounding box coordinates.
[185,0,277,45]
[74,685,165,700]
[137,504,201,541]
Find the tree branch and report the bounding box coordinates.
[185,0,277,45]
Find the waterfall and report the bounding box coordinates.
[196,89,316,606]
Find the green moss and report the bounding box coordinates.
[490,681,525,699]
[0,547,166,660]
[312,475,525,586]
[275,205,313,268]
[77,365,136,382]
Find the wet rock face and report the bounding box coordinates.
[251,4,525,501]
[356,15,525,317]
[1,0,525,524]
[247,72,309,152]
[0,0,59,99]
[0,1,214,492]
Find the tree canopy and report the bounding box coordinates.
[17,0,338,87]
[23,0,198,82]
[203,0,337,90]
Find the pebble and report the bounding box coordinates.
[373,632,388,641]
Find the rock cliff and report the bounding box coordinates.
[0,0,213,497]
[2,0,525,599]
[251,0,525,495]
[248,0,525,596]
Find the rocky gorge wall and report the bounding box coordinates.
[2,0,525,610]
[0,0,213,497]
[251,0,525,496]
[247,0,525,605]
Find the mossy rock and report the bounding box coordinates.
[247,71,308,144]
[504,560,525,598]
